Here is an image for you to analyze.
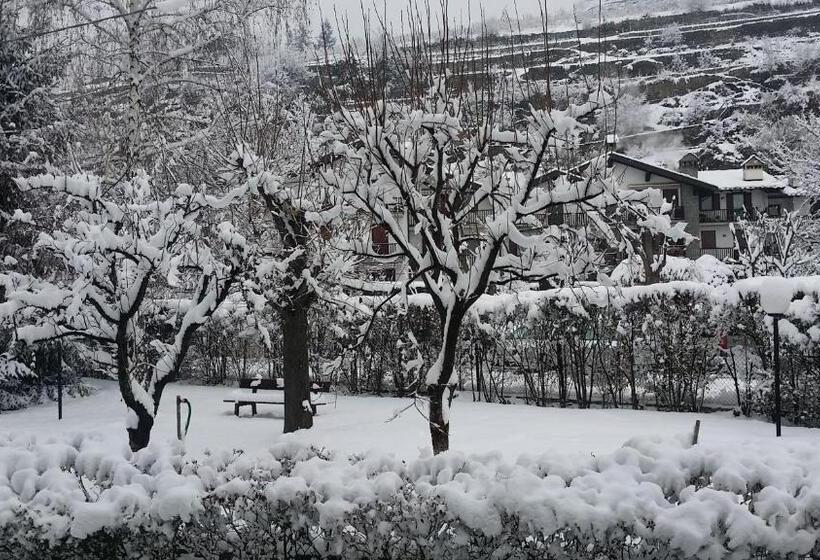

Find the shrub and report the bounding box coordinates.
[2,434,820,559]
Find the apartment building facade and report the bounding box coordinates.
[609,152,808,260]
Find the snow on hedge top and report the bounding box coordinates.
[2,433,820,558]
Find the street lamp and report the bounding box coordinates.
[757,278,792,437]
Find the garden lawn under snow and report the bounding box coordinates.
[2,379,819,459]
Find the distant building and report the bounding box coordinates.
[359,149,809,283]
[609,151,808,260]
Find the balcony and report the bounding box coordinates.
[699,209,745,223]
[699,206,782,223]
[370,242,399,256]
[461,209,497,225]
[460,210,591,229]
[697,247,736,260]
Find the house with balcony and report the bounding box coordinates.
[608,152,808,260]
[360,148,807,282]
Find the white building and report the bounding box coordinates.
[609,152,808,259]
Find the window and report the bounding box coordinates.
[662,188,678,204]
[729,192,750,214]
[371,224,390,255]
[644,171,652,182]
[699,195,714,211]
[701,230,716,249]
[735,230,748,251]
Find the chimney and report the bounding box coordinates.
[605,134,619,151]
[678,153,699,178]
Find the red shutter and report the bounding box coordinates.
[371,225,389,255]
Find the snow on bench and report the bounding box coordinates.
[223,377,332,417]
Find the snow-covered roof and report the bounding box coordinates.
[612,151,797,195]
[741,154,763,166]
[697,169,786,191]
[610,152,720,193]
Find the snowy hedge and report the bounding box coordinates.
[2,434,820,560]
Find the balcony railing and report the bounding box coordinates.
[370,242,398,256]
[697,247,736,260]
[461,209,497,225]
[699,207,782,223]
[460,210,591,229]
[699,209,745,223]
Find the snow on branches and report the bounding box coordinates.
[319,49,685,451]
[225,139,354,432]
[1,172,247,450]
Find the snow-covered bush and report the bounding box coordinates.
[753,351,820,428]
[597,90,651,136]
[327,275,820,421]
[656,24,684,47]
[3,434,820,559]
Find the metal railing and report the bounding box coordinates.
[699,209,745,223]
[697,247,736,260]
[370,242,398,256]
[461,210,592,229]
[461,209,498,225]
[699,207,782,223]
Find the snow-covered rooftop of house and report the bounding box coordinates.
[697,169,786,191]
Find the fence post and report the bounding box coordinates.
[691,419,701,445]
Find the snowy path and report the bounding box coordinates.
[2,379,819,459]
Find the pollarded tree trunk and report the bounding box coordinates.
[428,383,449,454]
[280,305,314,433]
[116,327,154,452]
[428,306,464,454]
[641,230,664,284]
[127,409,154,452]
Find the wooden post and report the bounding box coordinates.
[692,419,701,445]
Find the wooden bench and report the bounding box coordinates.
[223,378,332,417]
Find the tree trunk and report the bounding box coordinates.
[428,384,450,454]
[115,326,155,452]
[127,410,154,452]
[641,230,663,284]
[428,306,463,454]
[280,305,314,433]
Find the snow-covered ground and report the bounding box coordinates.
[2,379,819,459]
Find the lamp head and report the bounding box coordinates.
[757,277,792,316]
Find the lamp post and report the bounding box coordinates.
[769,313,783,437]
[757,279,791,437]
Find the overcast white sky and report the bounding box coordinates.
[317,0,582,36]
